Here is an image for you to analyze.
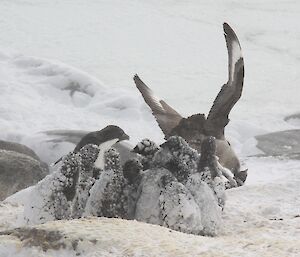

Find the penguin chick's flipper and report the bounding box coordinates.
[205,23,245,140]
[133,74,183,137]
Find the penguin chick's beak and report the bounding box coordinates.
[119,133,130,142]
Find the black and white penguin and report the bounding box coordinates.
[54,125,129,167]
[73,125,129,153]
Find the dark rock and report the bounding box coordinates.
[0,139,49,172]
[284,113,300,121]
[0,140,41,161]
[255,130,300,159]
[0,228,65,251]
[0,149,48,200]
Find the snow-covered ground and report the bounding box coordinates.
[0,0,299,256]
[0,164,299,256]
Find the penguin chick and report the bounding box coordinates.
[123,159,143,185]
[198,136,237,187]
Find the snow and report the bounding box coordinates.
[0,0,300,256]
[0,51,162,164]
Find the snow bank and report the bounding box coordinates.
[1,156,299,256]
[0,51,163,165]
[1,152,298,256]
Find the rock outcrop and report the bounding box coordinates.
[0,147,48,200]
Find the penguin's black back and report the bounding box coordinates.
[73,125,127,153]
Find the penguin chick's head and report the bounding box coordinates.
[95,125,130,143]
[132,138,160,156]
[201,136,217,157]
[123,159,143,184]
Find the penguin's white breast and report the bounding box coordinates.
[94,138,119,170]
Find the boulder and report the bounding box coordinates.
[0,140,41,161]
[0,149,48,200]
[255,130,300,160]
